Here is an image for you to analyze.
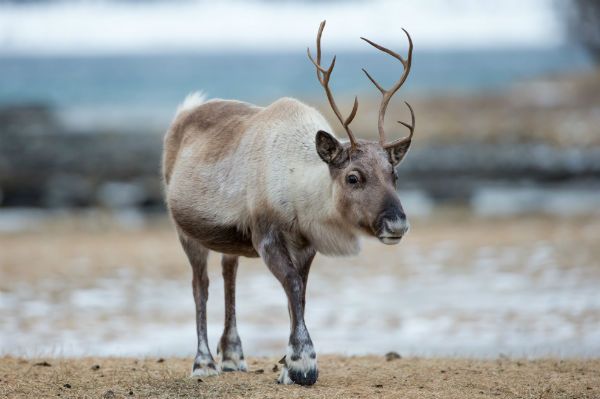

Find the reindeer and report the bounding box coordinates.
[162,21,415,386]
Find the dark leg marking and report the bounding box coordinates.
[255,229,318,386]
[297,249,316,316]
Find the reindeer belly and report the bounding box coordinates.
[170,205,258,257]
[194,225,258,257]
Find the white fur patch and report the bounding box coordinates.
[278,343,318,384]
[176,91,207,115]
[190,364,221,378]
[285,344,317,374]
[221,358,248,372]
[278,366,293,384]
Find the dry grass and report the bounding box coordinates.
[1,355,599,399]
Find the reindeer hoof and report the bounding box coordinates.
[277,351,318,386]
[220,358,247,372]
[217,339,247,372]
[288,365,318,386]
[191,359,220,377]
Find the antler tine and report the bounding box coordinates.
[307,20,359,151]
[361,68,385,94]
[384,101,415,149]
[361,36,406,65]
[361,28,414,147]
[307,49,335,82]
[309,20,325,82]
[345,96,359,128]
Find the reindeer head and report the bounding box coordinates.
[308,20,415,244]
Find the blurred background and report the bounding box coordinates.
[1,0,599,359]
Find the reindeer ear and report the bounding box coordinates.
[315,130,345,165]
[386,140,411,166]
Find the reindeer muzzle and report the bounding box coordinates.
[376,215,410,245]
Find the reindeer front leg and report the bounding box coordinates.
[255,228,318,386]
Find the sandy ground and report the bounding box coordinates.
[1,355,599,399]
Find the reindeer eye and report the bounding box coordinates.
[346,173,360,185]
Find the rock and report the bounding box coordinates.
[385,352,402,361]
[0,104,59,136]
[34,361,52,367]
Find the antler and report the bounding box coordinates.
[307,20,359,152]
[361,29,415,149]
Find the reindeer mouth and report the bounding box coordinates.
[378,235,403,245]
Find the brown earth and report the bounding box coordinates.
[1,356,599,399]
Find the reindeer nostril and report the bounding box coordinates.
[383,216,409,236]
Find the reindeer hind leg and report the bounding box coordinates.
[217,254,247,372]
[178,231,220,377]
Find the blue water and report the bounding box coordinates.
[0,47,591,117]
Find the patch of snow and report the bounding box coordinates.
[1,237,599,358]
